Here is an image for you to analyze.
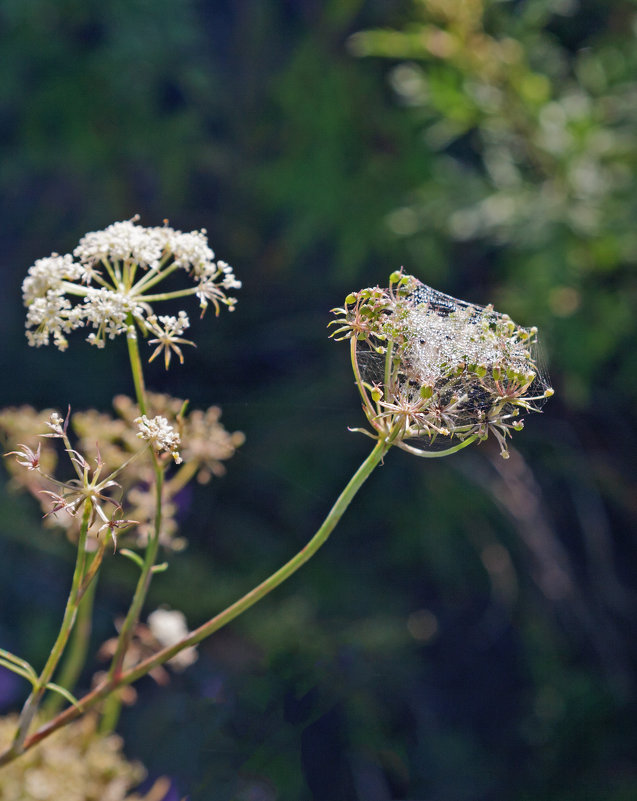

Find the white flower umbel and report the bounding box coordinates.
[22,217,240,362]
[135,415,182,463]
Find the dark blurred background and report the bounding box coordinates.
[1,1,637,799]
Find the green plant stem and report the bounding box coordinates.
[100,319,165,728]
[98,685,123,735]
[77,537,108,600]
[396,433,480,458]
[131,258,179,293]
[141,286,198,303]
[0,437,390,767]
[100,257,120,288]
[125,319,148,416]
[41,571,98,719]
[106,467,164,684]
[9,502,91,754]
[109,324,163,677]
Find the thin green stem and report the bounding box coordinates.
[0,438,390,766]
[60,267,113,292]
[168,438,390,651]
[100,258,120,288]
[125,320,148,416]
[106,467,164,684]
[396,433,481,458]
[9,502,91,754]
[141,286,197,303]
[77,537,108,600]
[126,259,138,289]
[98,687,123,735]
[41,571,98,719]
[105,322,165,694]
[131,260,180,293]
[60,430,86,482]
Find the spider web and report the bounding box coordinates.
[356,281,551,451]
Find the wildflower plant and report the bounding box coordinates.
[0,221,552,776]
[0,218,244,769]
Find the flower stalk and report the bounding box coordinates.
[0,436,389,766]
[107,468,164,684]
[41,573,98,719]
[106,322,165,687]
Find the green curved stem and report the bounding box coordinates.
[140,286,197,303]
[100,257,119,288]
[130,258,179,293]
[106,467,164,685]
[125,321,148,416]
[395,433,481,458]
[1,438,390,765]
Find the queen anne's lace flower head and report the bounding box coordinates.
[22,217,240,364]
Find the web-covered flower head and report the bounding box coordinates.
[22,217,240,362]
[331,271,553,458]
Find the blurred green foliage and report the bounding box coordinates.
[1,1,637,800]
[352,0,637,408]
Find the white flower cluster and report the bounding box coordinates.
[0,714,145,801]
[148,311,190,338]
[22,218,240,355]
[134,415,182,463]
[73,219,167,270]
